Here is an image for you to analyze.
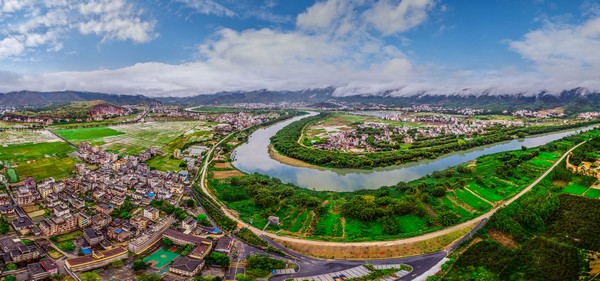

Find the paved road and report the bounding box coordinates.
[195,126,585,280]
[198,140,585,249]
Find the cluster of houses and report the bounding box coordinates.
[0,136,243,279]
[314,113,527,152]
[511,109,565,118]
[577,112,600,120]
[211,112,275,132]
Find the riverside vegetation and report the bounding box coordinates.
[435,138,600,280]
[271,112,598,169]
[209,128,598,242]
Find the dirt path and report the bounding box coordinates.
[463,187,493,205]
[198,136,585,251]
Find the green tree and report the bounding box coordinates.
[0,216,10,234]
[80,272,101,281]
[5,263,17,270]
[162,237,173,248]
[187,199,197,208]
[111,260,124,268]
[132,259,149,271]
[5,276,16,281]
[206,252,230,268]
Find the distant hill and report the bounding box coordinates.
[4,100,129,120]
[158,87,600,115]
[0,91,159,107]
[2,88,600,115]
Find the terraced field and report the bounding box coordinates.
[584,188,600,199]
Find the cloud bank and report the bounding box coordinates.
[0,0,599,97]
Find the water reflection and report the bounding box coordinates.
[232,112,593,191]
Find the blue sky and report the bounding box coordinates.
[0,0,599,96]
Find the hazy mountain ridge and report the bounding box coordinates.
[2,88,600,114]
[158,87,600,114]
[0,91,159,107]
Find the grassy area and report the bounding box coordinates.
[584,188,600,198]
[54,240,75,252]
[14,156,78,181]
[146,155,184,172]
[0,142,74,163]
[562,183,589,195]
[47,249,64,259]
[52,230,83,242]
[54,127,124,142]
[7,168,18,183]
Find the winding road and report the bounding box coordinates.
[198,135,585,249]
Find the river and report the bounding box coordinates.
[231,112,595,192]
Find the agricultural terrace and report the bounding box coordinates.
[559,136,600,198]
[276,112,597,169]
[442,161,600,281]
[209,130,594,242]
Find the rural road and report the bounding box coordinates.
[198,138,585,249]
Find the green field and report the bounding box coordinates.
[7,168,18,183]
[584,188,600,198]
[562,183,589,195]
[52,230,83,242]
[455,189,491,211]
[398,215,426,233]
[0,142,74,163]
[54,127,124,142]
[14,156,78,181]
[146,155,184,172]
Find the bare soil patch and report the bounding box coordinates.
[488,228,518,249]
[214,162,232,169]
[268,145,319,168]
[552,179,569,187]
[212,170,244,179]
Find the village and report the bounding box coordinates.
[311,112,526,153]
[0,110,291,281]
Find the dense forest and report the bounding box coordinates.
[271,113,598,169]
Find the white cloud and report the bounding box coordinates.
[77,0,157,43]
[509,15,600,91]
[174,0,235,17]
[0,0,35,13]
[0,0,156,59]
[296,0,350,32]
[3,0,598,97]
[297,0,435,37]
[364,0,436,35]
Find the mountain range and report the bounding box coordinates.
[2,88,600,114]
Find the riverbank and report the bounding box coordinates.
[272,112,600,170]
[205,133,589,258]
[268,145,319,169]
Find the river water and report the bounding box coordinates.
[232,112,595,192]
